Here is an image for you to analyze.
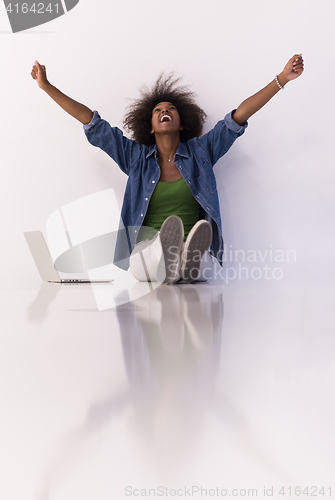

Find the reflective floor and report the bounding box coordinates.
[0,269,335,500]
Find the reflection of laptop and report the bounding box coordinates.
[24,231,113,284]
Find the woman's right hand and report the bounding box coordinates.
[30,60,93,124]
[31,60,49,89]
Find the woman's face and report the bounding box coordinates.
[151,102,182,136]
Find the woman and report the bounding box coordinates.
[31,55,304,284]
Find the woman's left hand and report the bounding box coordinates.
[233,53,304,125]
[282,54,304,82]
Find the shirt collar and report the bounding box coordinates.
[146,141,189,159]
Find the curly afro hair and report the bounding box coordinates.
[123,74,207,147]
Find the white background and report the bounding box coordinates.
[1,3,335,499]
[0,0,334,284]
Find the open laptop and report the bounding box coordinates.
[24,231,113,283]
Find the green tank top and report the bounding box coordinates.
[138,176,200,241]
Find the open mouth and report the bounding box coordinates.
[160,115,172,123]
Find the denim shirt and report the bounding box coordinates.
[84,110,248,270]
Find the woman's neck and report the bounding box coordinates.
[155,134,182,182]
[155,133,180,161]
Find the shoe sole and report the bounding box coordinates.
[180,221,212,282]
[156,216,184,284]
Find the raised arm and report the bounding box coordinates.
[31,61,94,125]
[232,54,304,125]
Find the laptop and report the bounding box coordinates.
[24,231,113,284]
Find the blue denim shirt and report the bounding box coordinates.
[84,110,247,270]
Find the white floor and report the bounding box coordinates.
[0,266,334,500]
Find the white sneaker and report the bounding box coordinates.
[180,220,212,282]
[156,216,184,284]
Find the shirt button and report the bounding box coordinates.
[135,230,137,233]
[152,180,155,183]
[141,214,143,217]
[145,198,148,201]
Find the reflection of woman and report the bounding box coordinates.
[31,55,304,284]
[34,285,224,497]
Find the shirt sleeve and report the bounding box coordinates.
[83,111,143,176]
[197,110,248,166]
